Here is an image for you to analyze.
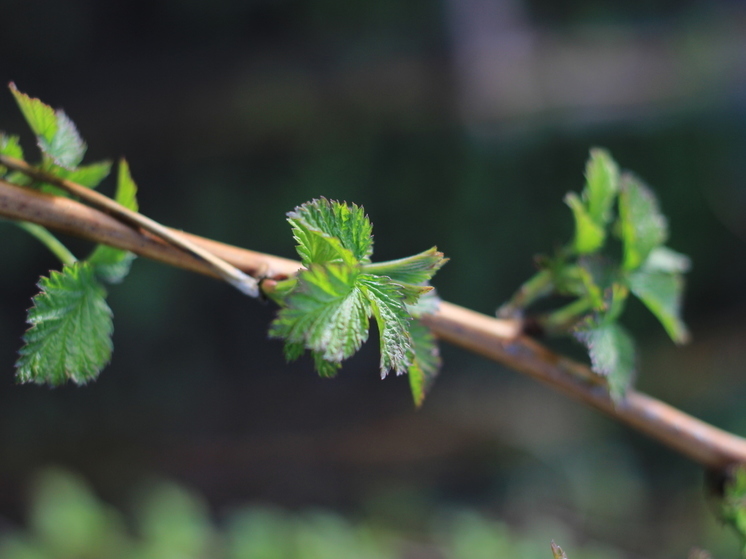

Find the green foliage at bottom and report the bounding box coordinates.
[0,469,632,559]
[721,466,746,557]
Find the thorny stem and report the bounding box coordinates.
[2,179,746,470]
[0,155,261,298]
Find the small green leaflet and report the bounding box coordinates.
[721,466,746,556]
[565,192,606,254]
[288,198,373,266]
[0,134,24,158]
[565,148,619,255]
[584,148,619,225]
[10,83,87,169]
[618,174,668,271]
[575,321,636,401]
[359,275,412,377]
[9,83,57,143]
[54,161,112,189]
[87,159,139,283]
[16,262,113,386]
[408,319,441,407]
[628,268,689,344]
[271,198,446,399]
[270,264,371,365]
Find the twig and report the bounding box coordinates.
[0,155,261,297]
[2,179,746,469]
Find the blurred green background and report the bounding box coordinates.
[2,0,746,556]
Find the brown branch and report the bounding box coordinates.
[0,156,261,297]
[2,178,746,470]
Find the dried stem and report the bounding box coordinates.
[2,178,746,470]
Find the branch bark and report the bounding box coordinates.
[2,178,746,470]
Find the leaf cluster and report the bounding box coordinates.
[2,85,139,385]
[498,149,690,399]
[268,198,447,406]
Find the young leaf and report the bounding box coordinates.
[269,264,371,366]
[0,134,24,176]
[641,246,691,274]
[584,148,619,225]
[565,192,606,254]
[38,110,86,169]
[575,322,636,400]
[10,83,57,143]
[288,198,373,266]
[721,465,746,556]
[362,246,447,285]
[87,159,139,283]
[55,161,112,189]
[359,275,412,377]
[16,262,113,386]
[10,84,87,168]
[408,320,441,407]
[618,174,668,270]
[627,269,689,344]
[0,133,24,159]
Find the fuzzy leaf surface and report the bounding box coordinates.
[618,175,668,270]
[288,198,373,266]
[269,264,371,366]
[16,262,113,386]
[628,268,689,344]
[10,83,57,143]
[38,110,86,169]
[359,275,412,377]
[584,148,619,224]
[363,246,447,285]
[576,322,636,400]
[408,320,441,407]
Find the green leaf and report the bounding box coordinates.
[408,320,441,407]
[0,133,24,172]
[363,246,447,285]
[640,246,691,274]
[628,268,689,344]
[565,192,606,254]
[88,249,136,284]
[56,160,112,189]
[269,264,371,366]
[10,83,58,143]
[618,174,668,270]
[16,262,113,386]
[360,275,412,377]
[721,465,746,555]
[112,158,139,211]
[9,83,87,169]
[38,110,86,169]
[288,198,373,266]
[313,352,342,378]
[575,322,636,400]
[584,148,619,225]
[87,159,139,283]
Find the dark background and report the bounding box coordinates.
[2,0,746,556]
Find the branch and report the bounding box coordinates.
[2,179,746,470]
[0,156,261,297]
